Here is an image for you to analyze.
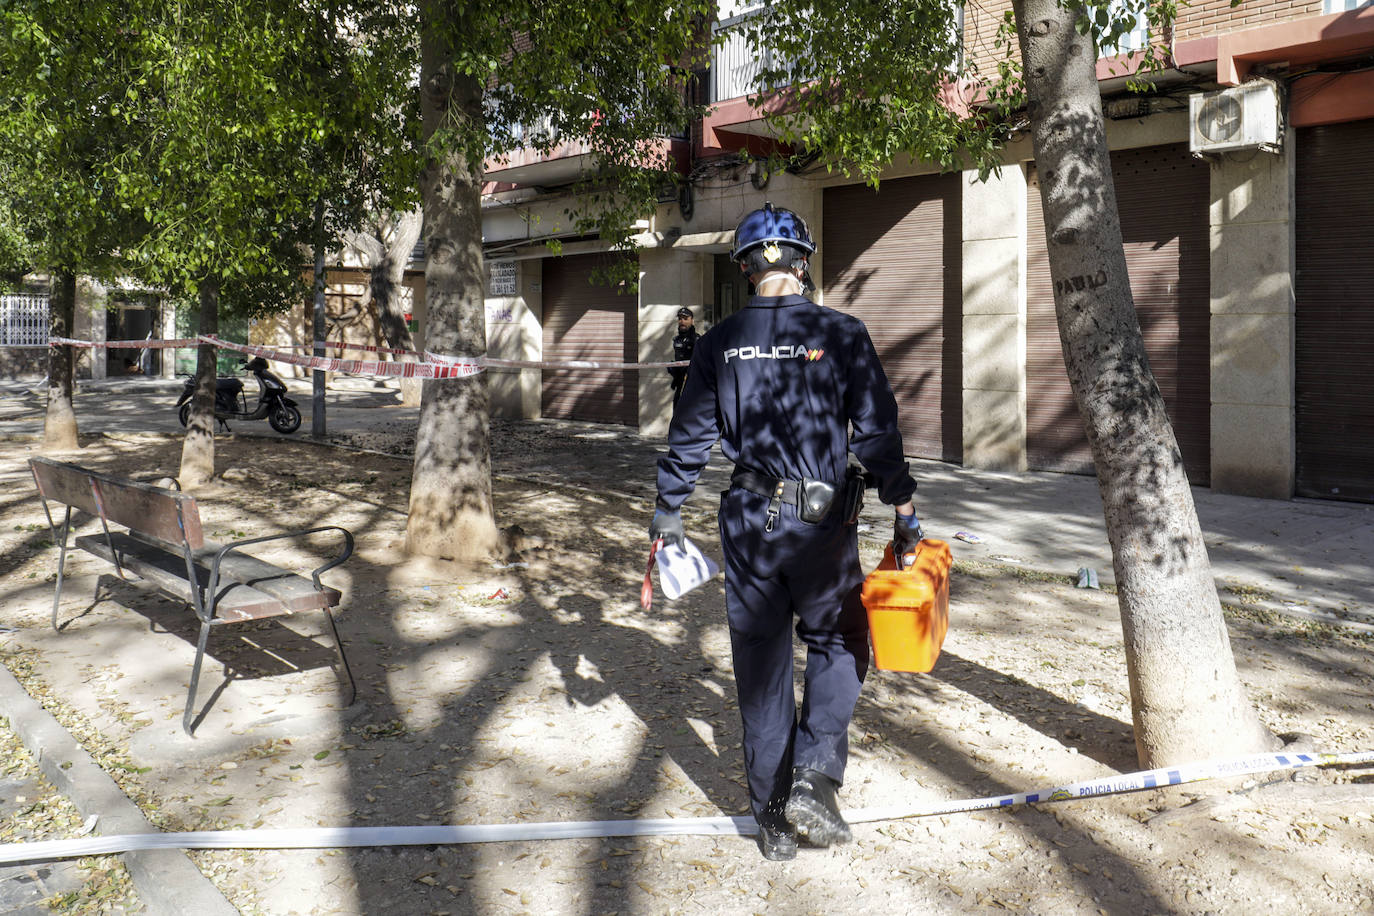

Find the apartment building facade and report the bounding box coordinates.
[476,1,1374,504]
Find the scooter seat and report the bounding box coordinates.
[215,378,244,395]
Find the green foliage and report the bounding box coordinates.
[0,1,143,279]
[425,1,708,164]
[114,1,418,314]
[730,0,1183,183]
[734,0,1010,183]
[2,0,713,305]
[420,0,715,257]
[0,0,418,317]
[1065,0,1179,91]
[0,197,31,290]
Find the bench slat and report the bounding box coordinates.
[75,533,319,622]
[123,530,342,612]
[31,457,205,549]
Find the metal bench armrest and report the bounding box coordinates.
[206,526,354,614]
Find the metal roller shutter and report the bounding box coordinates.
[1026,144,1211,483]
[823,174,962,462]
[1296,119,1374,502]
[541,252,638,426]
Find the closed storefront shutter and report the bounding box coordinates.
[1026,144,1211,483]
[541,252,638,426]
[1295,119,1374,502]
[823,174,962,462]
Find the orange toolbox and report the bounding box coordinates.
[860,538,952,673]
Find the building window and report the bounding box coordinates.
[1099,0,1148,57]
[0,294,49,346]
[948,2,966,72]
[1325,0,1372,11]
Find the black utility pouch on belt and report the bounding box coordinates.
[798,479,837,524]
[841,467,867,525]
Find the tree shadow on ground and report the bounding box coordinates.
[6,426,1315,914]
[861,711,1176,915]
[82,574,351,723]
[930,650,1138,772]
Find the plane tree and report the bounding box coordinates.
[0,0,415,476]
[408,0,714,560]
[0,2,144,450]
[110,0,417,485]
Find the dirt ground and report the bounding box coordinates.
[0,422,1372,916]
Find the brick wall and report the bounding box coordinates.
[963,0,1327,76]
[964,0,1018,81]
[1175,0,1323,43]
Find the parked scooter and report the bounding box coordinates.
[175,356,302,434]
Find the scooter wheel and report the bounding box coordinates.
[178,403,191,428]
[269,403,302,434]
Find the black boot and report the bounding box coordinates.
[757,820,798,861]
[756,797,797,861]
[785,767,852,846]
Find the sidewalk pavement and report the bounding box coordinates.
[0,375,413,438]
[2,376,1369,628]
[905,459,1374,629]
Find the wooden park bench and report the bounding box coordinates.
[28,456,356,736]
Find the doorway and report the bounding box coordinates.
[710,253,751,327]
[106,298,160,376]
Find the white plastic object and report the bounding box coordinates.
[656,537,720,599]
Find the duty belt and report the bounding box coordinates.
[731,468,831,532]
[731,468,802,504]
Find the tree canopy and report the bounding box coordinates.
[739,0,1182,182]
[0,1,143,280]
[112,1,418,315]
[416,0,714,255]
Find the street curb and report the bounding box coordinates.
[0,661,238,916]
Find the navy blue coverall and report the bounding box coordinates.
[655,293,916,819]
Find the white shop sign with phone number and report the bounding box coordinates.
[488,260,517,296]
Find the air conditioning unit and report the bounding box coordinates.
[1188,80,1282,155]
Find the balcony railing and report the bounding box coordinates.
[711,4,967,104]
[712,8,798,103]
[1101,0,1149,56]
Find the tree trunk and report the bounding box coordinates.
[405,10,501,561]
[373,208,423,355]
[347,208,424,406]
[42,270,79,451]
[1011,0,1277,765]
[379,211,424,407]
[179,279,219,487]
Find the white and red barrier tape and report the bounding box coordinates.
[302,339,690,372]
[202,335,483,379]
[33,335,688,377]
[47,337,202,349]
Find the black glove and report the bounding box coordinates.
[893,510,924,567]
[649,508,685,549]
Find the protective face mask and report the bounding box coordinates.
[656,538,721,600]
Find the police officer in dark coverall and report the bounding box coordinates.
[650,203,925,860]
[669,307,698,408]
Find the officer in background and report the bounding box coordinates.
[669,307,697,408]
[650,203,924,860]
